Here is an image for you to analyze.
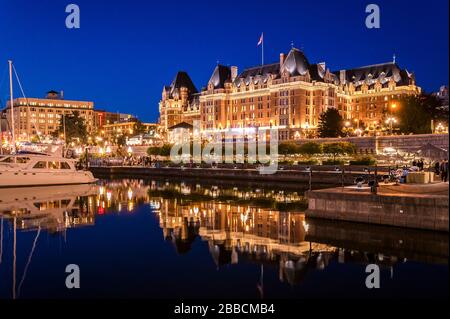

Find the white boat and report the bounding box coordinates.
[0,60,97,188]
[0,152,97,187]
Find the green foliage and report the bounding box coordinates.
[396,95,434,134]
[298,142,322,156]
[322,142,356,161]
[147,144,172,157]
[279,160,295,165]
[133,120,148,135]
[318,108,344,138]
[296,159,319,165]
[146,147,158,156]
[54,111,88,144]
[322,159,345,165]
[349,156,377,166]
[278,142,299,155]
[116,135,127,146]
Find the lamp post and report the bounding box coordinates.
[385,117,397,136]
[345,121,351,137]
[436,123,445,134]
[304,122,310,139]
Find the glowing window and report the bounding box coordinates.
[33,161,47,169]
[48,162,59,169]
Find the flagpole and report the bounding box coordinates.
[262,33,264,65]
[8,60,15,154]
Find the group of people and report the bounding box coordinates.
[434,160,449,182]
[412,159,426,171]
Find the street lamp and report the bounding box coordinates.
[303,122,310,138]
[385,117,397,135]
[345,121,351,137]
[436,123,445,134]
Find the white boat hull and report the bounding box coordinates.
[0,170,97,187]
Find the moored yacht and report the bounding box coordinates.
[0,60,97,188]
[0,152,97,187]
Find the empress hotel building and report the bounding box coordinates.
[159,47,421,140]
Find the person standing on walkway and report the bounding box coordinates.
[440,160,448,182]
[419,159,424,171]
[434,161,441,176]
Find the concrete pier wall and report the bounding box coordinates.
[306,188,449,232]
[90,166,377,185]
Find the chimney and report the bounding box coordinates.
[339,70,346,84]
[280,53,286,66]
[60,90,64,100]
[231,66,238,81]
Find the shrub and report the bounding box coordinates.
[298,142,322,156]
[297,159,319,165]
[279,160,295,165]
[278,142,300,155]
[147,144,172,157]
[349,156,377,166]
[322,159,345,165]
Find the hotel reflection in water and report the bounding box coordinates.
[1,179,440,289]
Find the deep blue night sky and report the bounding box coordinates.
[0,0,448,122]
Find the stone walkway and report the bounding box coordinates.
[313,182,449,198]
[378,182,449,197]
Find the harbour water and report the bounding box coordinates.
[0,179,447,299]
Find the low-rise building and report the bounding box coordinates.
[94,110,136,129]
[100,120,160,142]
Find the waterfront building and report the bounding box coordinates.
[159,71,200,132]
[0,112,10,145]
[433,85,449,110]
[160,47,421,141]
[4,90,95,141]
[101,120,159,141]
[94,110,136,129]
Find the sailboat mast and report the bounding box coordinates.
[8,60,16,153]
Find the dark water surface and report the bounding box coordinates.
[0,179,447,299]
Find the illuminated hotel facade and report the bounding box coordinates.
[160,47,421,140]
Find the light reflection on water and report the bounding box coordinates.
[0,179,448,299]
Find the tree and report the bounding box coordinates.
[396,95,434,134]
[147,144,172,158]
[278,142,299,156]
[133,120,148,135]
[147,147,159,157]
[318,108,344,138]
[298,142,322,157]
[54,111,88,144]
[322,142,356,162]
[159,144,172,157]
[117,135,127,146]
